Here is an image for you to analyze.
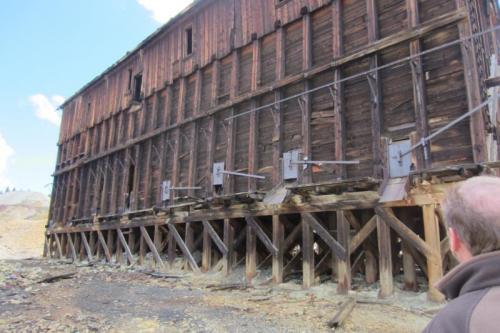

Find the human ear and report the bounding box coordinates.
[449,227,460,253]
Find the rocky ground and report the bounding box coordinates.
[0,258,440,333]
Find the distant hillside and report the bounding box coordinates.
[0,191,49,259]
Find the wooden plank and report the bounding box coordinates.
[140,226,165,268]
[375,206,437,259]
[336,210,350,294]
[272,215,284,283]
[349,215,377,255]
[272,90,283,185]
[142,140,153,208]
[97,230,112,262]
[377,215,394,298]
[302,214,315,288]
[402,241,417,291]
[167,231,176,268]
[302,212,346,260]
[423,204,444,302]
[117,228,135,265]
[224,109,235,195]
[202,220,228,255]
[301,81,312,184]
[248,99,258,191]
[67,233,77,262]
[80,231,93,261]
[167,224,200,272]
[245,216,278,255]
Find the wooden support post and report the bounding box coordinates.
[402,241,418,291]
[128,228,136,256]
[245,216,278,255]
[116,230,123,264]
[109,156,119,213]
[106,228,115,258]
[139,232,146,266]
[336,211,351,294]
[272,90,283,185]
[224,109,235,195]
[97,230,112,262]
[272,215,284,284]
[143,140,153,208]
[132,145,141,210]
[168,231,176,268]
[54,233,63,259]
[302,214,315,288]
[67,233,77,262]
[117,228,134,265]
[246,222,257,282]
[194,69,202,116]
[202,223,212,272]
[211,60,220,108]
[377,215,394,298]
[140,226,165,269]
[184,222,195,269]
[154,225,162,254]
[80,231,93,262]
[423,205,444,302]
[223,219,234,275]
[202,220,228,254]
[167,224,200,273]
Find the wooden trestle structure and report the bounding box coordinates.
[45,0,500,302]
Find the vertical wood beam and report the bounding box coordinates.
[168,231,176,268]
[276,27,285,81]
[455,0,487,163]
[272,91,283,185]
[230,51,239,99]
[157,133,167,205]
[139,232,145,266]
[223,219,234,275]
[116,230,123,264]
[140,226,165,269]
[301,82,312,184]
[367,0,383,178]
[206,116,216,194]
[211,60,220,107]
[143,140,153,208]
[132,145,141,210]
[272,215,284,284]
[248,99,258,191]
[332,0,346,178]
[178,77,187,123]
[117,228,134,265]
[224,109,235,195]
[171,129,181,191]
[67,233,77,262]
[302,214,315,288]
[246,222,257,282]
[184,222,195,269]
[251,38,261,91]
[377,215,394,298]
[128,228,136,257]
[407,0,431,168]
[194,69,203,115]
[402,241,418,291]
[336,210,351,294]
[187,123,198,197]
[109,156,119,213]
[53,233,63,258]
[423,205,444,302]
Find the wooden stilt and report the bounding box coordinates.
[54,233,63,259]
[223,219,234,275]
[377,215,394,298]
[168,231,176,268]
[423,205,444,302]
[106,229,115,260]
[202,223,212,272]
[272,215,284,284]
[97,230,112,262]
[167,224,200,273]
[402,241,418,291]
[128,228,135,256]
[139,232,146,266]
[67,233,77,262]
[116,230,123,264]
[246,223,257,282]
[140,226,165,269]
[336,211,350,294]
[302,215,315,288]
[184,222,195,270]
[80,232,93,262]
[117,228,134,265]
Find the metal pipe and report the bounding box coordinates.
[219,170,266,180]
[169,187,202,190]
[291,160,360,165]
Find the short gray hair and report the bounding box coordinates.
[442,176,500,256]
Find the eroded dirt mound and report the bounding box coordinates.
[0,191,49,260]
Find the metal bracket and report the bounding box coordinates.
[282,150,301,180]
[212,162,265,186]
[161,180,202,201]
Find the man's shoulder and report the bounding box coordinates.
[422,289,488,333]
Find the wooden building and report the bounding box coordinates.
[46,0,500,301]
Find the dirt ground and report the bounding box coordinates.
[0,258,440,333]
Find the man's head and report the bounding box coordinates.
[443,176,500,263]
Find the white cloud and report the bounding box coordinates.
[29,94,65,126]
[137,0,194,23]
[0,132,14,189]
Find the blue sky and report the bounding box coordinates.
[0,0,193,194]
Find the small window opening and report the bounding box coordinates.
[127,69,133,91]
[133,74,142,102]
[186,27,193,55]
